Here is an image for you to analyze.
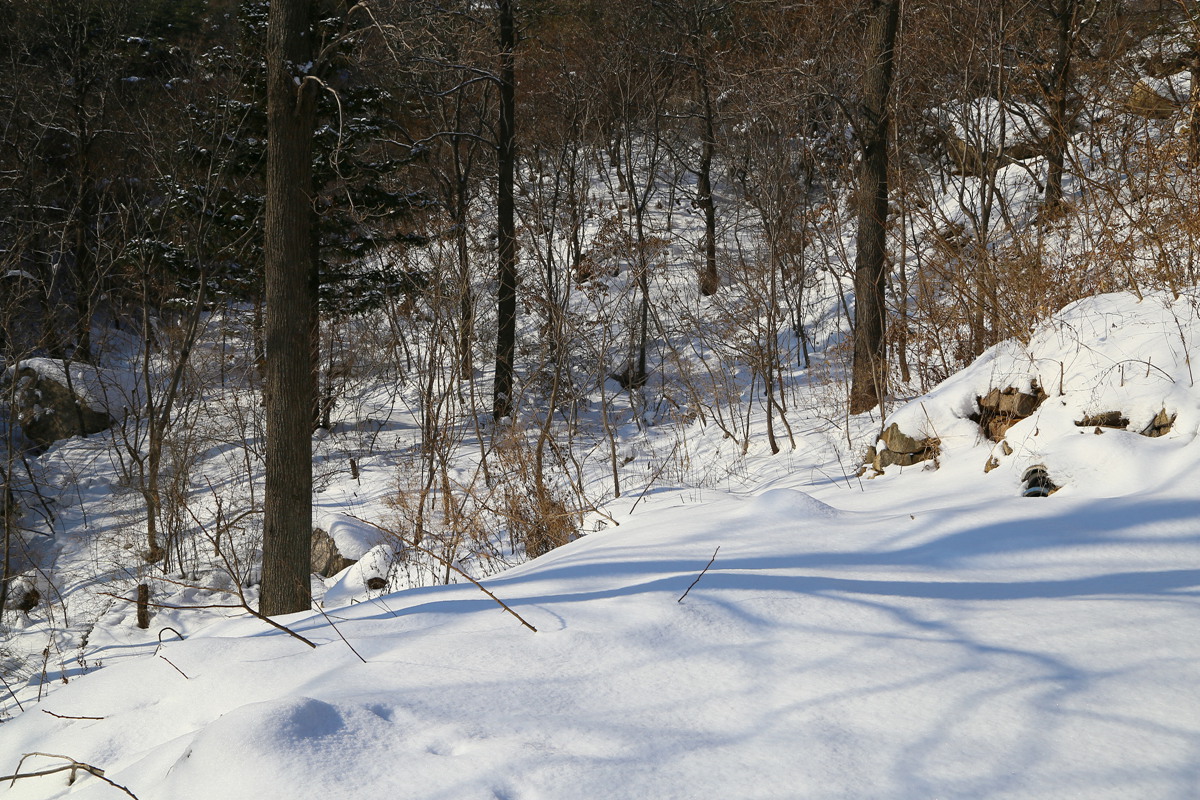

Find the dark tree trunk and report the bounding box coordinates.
[697,85,719,297]
[260,0,318,617]
[71,150,96,363]
[1044,0,1077,207]
[849,0,901,415]
[493,0,518,421]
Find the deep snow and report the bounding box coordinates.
[0,290,1197,799]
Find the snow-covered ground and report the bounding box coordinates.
[0,289,1197,799]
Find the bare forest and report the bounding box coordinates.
[1,0,1199,716]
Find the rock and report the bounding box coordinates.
[876,449,931,469]
[869,424,940,472]
[365,576,388,591]
[7,364,113,448]
[3,574,39,612]
[311,528,357,577]
[1076,411,1128,429]
[1022,464,1058,497]
[879,422,927,454]
[1141,408,1175,438]
[974,384,1047,441]
[979,386,1044,418]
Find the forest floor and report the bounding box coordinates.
[0,288,1196,799]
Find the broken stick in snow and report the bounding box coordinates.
[678,546,720,603]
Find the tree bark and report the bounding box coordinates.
[849,0,901,415]
[697,82,719,297]
[260,0,318,617]
[493,0,518,421]
[1044,0,1077,207]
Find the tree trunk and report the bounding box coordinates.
[1044,0,1077,207]
[849,0,901,415]
[260,0,318,617]
[697,84,719,297]
[493,0,518,421]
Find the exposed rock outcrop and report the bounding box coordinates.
[1141,408,1176,438]
[973,384,1047,441]
[3,573,40,612]
[6,363,113,448]
[311,527,357,577]
[1075,411,1129,429]
[865,422,941,472]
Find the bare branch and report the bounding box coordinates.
[4,753,139,799]
[41,710,104,721]
[345,514,537,633]
[677,546,720,603]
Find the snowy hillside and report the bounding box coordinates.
[0,289,1197,799]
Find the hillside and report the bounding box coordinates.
[2,3,1200,796]
[0,290,1197,798]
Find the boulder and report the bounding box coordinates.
[311,527,357,577]
[1075,411,1128,429]
[975,384,1047,441]
[1022,464,1058,497]
[1141,408,1175,438]
[879,422,927,454]
[3,573,40,612]
[866,424,940,473]
[7,363,113,448]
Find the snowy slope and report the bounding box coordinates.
[0,290,1197,799]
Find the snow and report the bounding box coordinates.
[4,359,129,416]
[0,289,1198,799]
[320,513,386,563]
[934,97,1049,152]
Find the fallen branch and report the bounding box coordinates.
[153,627,185,656]
[185,497,318,648]
[99,593,316,649]
[313,601,367,663]
[4,752,138,798]
[42,710,104,721]
[677,546,720,604]
[346,514,537,633]
[0,671,24,713]
[159,656,190,680]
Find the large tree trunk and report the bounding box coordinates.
[260,0,318,617]
[493,0,518,421]
[849,0,901,415]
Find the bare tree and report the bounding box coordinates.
[260,0,319,617]
[849,0,901,414]
[493,0,519,421]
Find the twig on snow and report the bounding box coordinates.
[677,546,720,604]
[153,627,185,656]
[346,514,538,633]
[159,656,190,680]
[0,671,24,713]
[99,593,317,649]
[313,601,367,663]
[42,710,104,721]
[4,752,139,798]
